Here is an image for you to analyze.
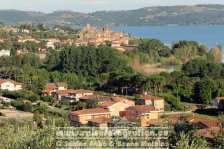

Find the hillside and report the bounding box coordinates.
[0,5,224,27]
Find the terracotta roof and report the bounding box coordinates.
[80,95,110,101]
[128,105,157,113]
[196,127,220,139]
[0,79,7,84]
[111,97,135,106]
[41,88,55,93]
[186,116,220,128]
[112,97,132,102]
[98,100,118,107]
[162,115,183,124]
[68,89,94,94]
[70,108,110,115]
[0,79,23,85]
[88,117,112,124]
[216,97,224,100]
[55,90,70,95]
[140,95,163,101]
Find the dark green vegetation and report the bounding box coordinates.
[1,5,224,26]
[0,38,222,108]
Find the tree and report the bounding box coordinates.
[172,40,198,63]
[195,80,212,104]
[174,132,209,149]
[60,100,70,106]
[43,95,53,102]
[210,45,222,63]
[75,102,87,110]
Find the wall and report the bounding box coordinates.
[108,102,132,117]
[1,82,15,91]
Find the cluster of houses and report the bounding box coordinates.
[0,78,222,139]
[40,82,165,127]
[75,24,134,50]
[0,24,137,58]
[68,94,165,127]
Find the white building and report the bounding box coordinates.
[0,79,23,91]
[0,50,10,57]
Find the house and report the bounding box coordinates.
[52,89,94,101]
[186,116,221,129]
[88,117,112,127]
[45,82,67,91]
[98,98,134,117]
[41,88,56,96]
[69,108,111,126]
[67,89,94,101]
[0,49,10,57]
[186,116,221,139]
[125,105,159,127]
[112,97,135,106]
[138,95,164,111]
[162,115,221,139]
[79,95,111,108]
[0,79,23,91]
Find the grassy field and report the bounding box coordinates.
[0,109,33,121]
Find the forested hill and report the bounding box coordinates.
[0,4,224,27]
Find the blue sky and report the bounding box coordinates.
[0,0,224,12]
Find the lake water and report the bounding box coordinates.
[110,25,224,72]
[111,25,224,48]
[111,25,224,63]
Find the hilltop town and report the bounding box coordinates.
[0,23,135,58]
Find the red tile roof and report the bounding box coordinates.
[0,79,7,84]
[80,95,110,101]
[98,100,118,107]
[70,108,110,115]
[68,89,94,94]
[216,97,224,100]
[128,105,157,113]
[186,116,220,128]
[162,115,221,128]
[112,97,134,103]
[140,95,163,101]
[196,127,220,139]
[162,115,183,124]
[0,79,23,85]
[41,88,55,93]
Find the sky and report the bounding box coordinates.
[0,0,224,13]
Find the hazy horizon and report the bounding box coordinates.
[0,0,223,13]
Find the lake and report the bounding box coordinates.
[111,25,224,63]
[111,25,224,48]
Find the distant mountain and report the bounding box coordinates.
[1,5,224,27]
